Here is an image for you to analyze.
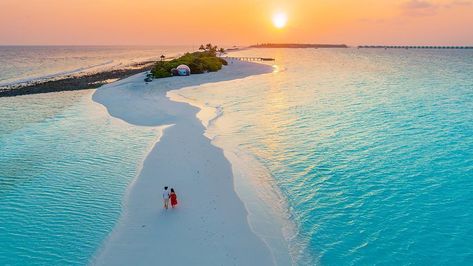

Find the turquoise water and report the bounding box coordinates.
[176,48,473,265]
[1,48,472,265]
[0,91,162,265]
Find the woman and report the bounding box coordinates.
[169,188,178,208]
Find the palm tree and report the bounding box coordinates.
[205,43,213,51]
[160,55,165,61]
[199,44,205,51]
[218,48,225,56]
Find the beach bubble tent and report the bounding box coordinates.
[176,65,191,76]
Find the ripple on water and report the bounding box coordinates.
[176,48,473,265]
[0,91,163,265]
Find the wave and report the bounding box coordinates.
[167,88,223,132]
[0,60,121,88]
[167,82,302,265]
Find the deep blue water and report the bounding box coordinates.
[177,48,473,265]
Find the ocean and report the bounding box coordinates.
[0,47,472,265]
[0,46,184,265]
[0,90,166,265]
[173,48,473,265]
[0,45,190,87]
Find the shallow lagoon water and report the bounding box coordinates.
[174,48,473,265]
[0,91,163,265]
[1,47,472,265]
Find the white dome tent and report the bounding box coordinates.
[176,65,191,76]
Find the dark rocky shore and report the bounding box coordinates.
[0,61,155,97]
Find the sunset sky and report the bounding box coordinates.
[0,0,472,46]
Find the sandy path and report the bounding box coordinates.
[91,61,279,265]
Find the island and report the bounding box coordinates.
[0,43,228,97]
[151,44,227,79]
[250,43,348,48]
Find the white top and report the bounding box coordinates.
[163,190,169,199]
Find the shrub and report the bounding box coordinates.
[152,66,172,78]
[219,58,228,65]
[151,51,227,78]
[189,60,205,74]
[200,57,222,72]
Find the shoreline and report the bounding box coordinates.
[91,60,293,265]
[0,61,156,97]
[168,82,300,263]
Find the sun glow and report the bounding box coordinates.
[272,12,287,29]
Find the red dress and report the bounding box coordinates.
[170,192,178,207]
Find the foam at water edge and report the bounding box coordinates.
[167,87,224,131]
[168,85,301,265]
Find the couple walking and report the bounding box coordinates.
[162,186,178,209]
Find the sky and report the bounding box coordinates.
[0,0,472,46]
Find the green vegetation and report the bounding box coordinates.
[151,44,227,79]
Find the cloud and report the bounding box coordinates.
[401,0,437,16]
[444,0,472,7]
[402,0,435,9]
[401,0,472,16]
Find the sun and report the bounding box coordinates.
[272,12,287,29]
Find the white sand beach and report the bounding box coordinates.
[91,60,292,265]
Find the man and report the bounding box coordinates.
[163,186,170,209]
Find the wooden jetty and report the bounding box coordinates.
[358,45,473,50]
[224,56,275,61]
